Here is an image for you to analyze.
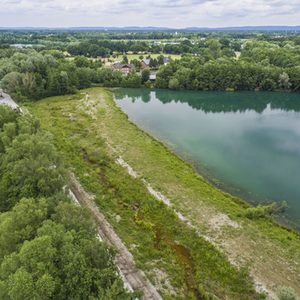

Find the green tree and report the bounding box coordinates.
[122,55,128,64]
[149,58,158,68]
[0,106,18,131]
[157,55,165,65]
[279,72,291,90]
[130,59,141,71]
[0,105,133,300]
[74,56,90,68]
[0,132,65,211]
[0,198,49,259]
[168,78,180,90]
[141,69,150,84]
[121,72,141,88]
[288,66,300,91]
[206,39,222,59]
[0,72,23,95]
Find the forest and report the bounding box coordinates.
[156,40,300,91]
[0,105,135,299]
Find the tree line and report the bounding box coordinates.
[0,36,300,102]
[0,106,136,299]
[0,48,144,101]
[156,40,300,92]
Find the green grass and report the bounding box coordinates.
[67,53,182,64]
[26,88,300,299]
[106,53,182,63]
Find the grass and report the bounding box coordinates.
[104,53,182,65]
[66,53,182,65]
[27,88,300,299]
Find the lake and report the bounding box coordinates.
[113,89,300,229]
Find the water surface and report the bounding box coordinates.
[113,89,300,229]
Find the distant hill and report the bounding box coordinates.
[1,26,300,32]
[184,26,300,32]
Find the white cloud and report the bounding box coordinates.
[0,0,300,27]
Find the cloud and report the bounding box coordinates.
[0,0,300,27]
[200,0,300,18]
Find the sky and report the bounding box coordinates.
[1,0,300,28]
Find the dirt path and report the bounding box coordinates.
[68,173,162,300]
[0,91,22,112]
[115,156,276,297]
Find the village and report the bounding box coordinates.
[110,55,171,80]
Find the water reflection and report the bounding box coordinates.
[114,88,300,113]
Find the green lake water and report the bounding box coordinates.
[113,89,300,229]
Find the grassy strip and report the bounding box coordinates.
[94,89,300,292]
[27,88,299,298]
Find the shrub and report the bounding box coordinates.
[277,287,299,300]
[244,201,288,219]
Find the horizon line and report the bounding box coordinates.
[1,25,300,29]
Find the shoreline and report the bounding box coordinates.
[112,89,300,234]
[104,87,300,294]
[28,87,300,297]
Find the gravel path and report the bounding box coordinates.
[0,91,21,112]
[68,173,162,300]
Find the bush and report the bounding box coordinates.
[168,78,180,90]
[225,87,235,92]
[244,201,288,219]
[278,287,299,300]
[244,206,267,219]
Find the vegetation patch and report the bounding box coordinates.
[0,105,134,300]
[27,87,300,299]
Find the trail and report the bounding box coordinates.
[68,173,162,300]
[0,91,22,112]
[115,157,275,299]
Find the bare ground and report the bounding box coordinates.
[68,173,162,300]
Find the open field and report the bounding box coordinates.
[65,53,182,66]
[102,53,182,65]
[113,53,182,61]
[27,88,300,299]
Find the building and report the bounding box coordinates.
[163,57,170,65]
[141,57,170,69]
[141,58,151,69]
[111,62,134,75]
[149,74,156,81]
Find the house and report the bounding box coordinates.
[141,58,151,69]
[141,57,170,69]
[111,62,134,75]
[149,74,156,81]
[163,57,170,65]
